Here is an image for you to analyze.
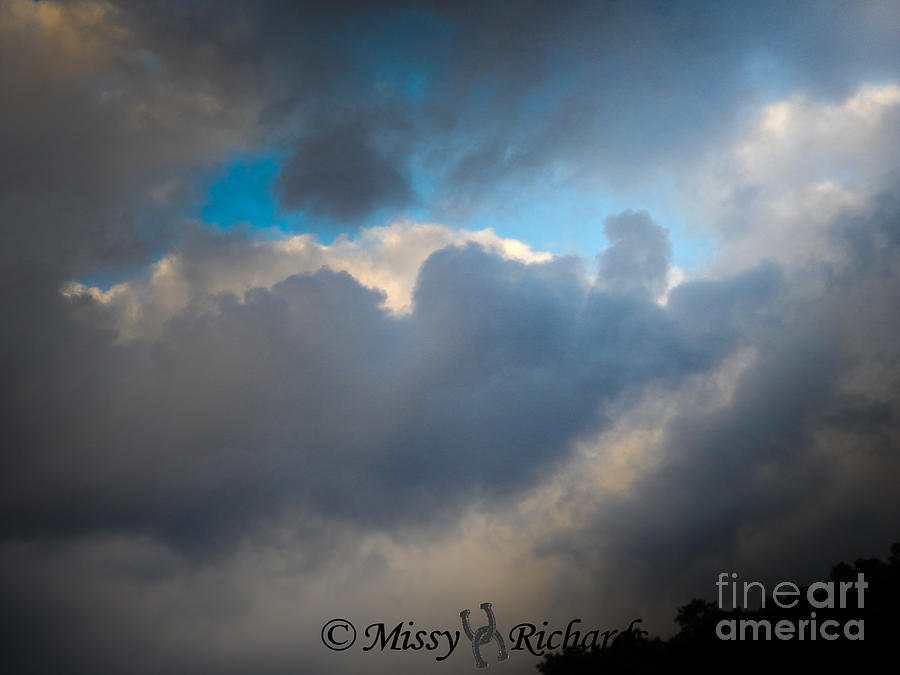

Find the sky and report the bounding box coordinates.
[1,1,900,673]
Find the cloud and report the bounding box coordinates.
[278,114,413,223]
[8,182,900,665]
[597,210,672,297]
[0,217,815,671]
[535,182,900,625]
[62,221,553,339]
[2,1,900,673]
[684,82,900,272]
[7,218,761,556]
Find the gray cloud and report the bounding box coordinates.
[4,187,898,669]
[419,0,900,207]
[83,0,900,224]
[537,184,900,625]
[2,229,760,556]
[597,210,672,296]
[278,114,413,222]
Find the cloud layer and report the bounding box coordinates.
[2,1,899,673]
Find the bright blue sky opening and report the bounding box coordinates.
[199,149,710,271]
[201,156,285,229]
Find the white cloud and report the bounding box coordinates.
[685,82,900,272]
[64,221,554,340]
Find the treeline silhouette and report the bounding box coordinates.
[536,542,900,674]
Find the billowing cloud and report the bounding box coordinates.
[6,215,754,555]
[536,181,900,625]
[62,221,552,338]
[597,210,672,297]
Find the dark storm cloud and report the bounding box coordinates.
[0,0,270,387]
[2,213,763,555]
[5,191,897,668]
[419,0,900,203]
[278,113,413,222]
[537,184,900,622]
[94,0,900,221]
[0,198,791,674]
[4,0,889,248]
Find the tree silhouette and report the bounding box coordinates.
[536,542,900,674]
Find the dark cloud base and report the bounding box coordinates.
[3,215,756,554]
